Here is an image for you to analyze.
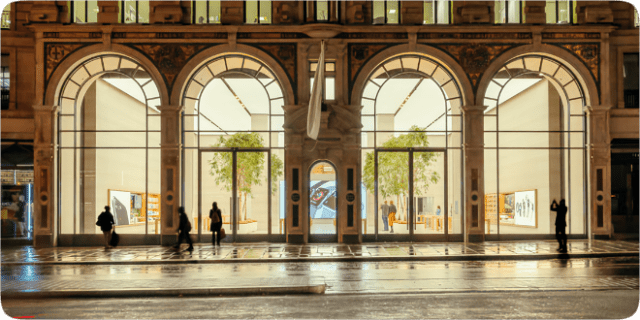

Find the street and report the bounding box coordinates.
[2,256,638,318]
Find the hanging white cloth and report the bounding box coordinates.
[307,40,325,140]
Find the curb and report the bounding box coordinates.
[2,252,637,266]
[1,284,326,299]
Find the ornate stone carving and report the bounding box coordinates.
[129,44,212,90]
[338,33,408,39]
[555,43,600,82]
[542,33,600,39]
[45,43,85,83]
[348,43,393,91]
[419,33,531,40]
[238,33,308,39]
[251,43,297,100]
[432,43,517,90]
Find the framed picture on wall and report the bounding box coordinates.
[109,190,131,226]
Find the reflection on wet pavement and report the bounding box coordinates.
[1,240,637,265]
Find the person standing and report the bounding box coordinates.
[174,206,194,252]
[96,206,115,249]
[550,199,568,253]
[389,200,397,234]
[210,202,223,247]
[381,201,390,231]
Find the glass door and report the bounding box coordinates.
[198,149,271,243]
[309,161,338,242]
[375,149,448,241]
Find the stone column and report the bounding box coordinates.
[33,104,58,248]
[283,104,305,243]
[159,104,183,245]
[461,105,487,242]
[586,105,612,237]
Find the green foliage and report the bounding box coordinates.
[362,126,440,209]
[208,132,284,220]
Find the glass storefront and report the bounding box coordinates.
[360,54,463,240]
[483,55,587,237]
[182,54,285,241]
[57,55,162,236]
[1,170,33,239]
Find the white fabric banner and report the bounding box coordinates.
[307,41,325,140]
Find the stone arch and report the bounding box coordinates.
[475,44,600,107]
[351,43,474,107]
[45,43,169,107]
[171,44,295,107]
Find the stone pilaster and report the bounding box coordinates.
[158,104,183,245]
[586,105,612,237]
[33,104,58,248]
[462,105,487,242]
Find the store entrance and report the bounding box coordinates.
[308,161,338,242]
[375,149,448,241]
[197,148,272,242]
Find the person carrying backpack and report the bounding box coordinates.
[174,206,193,252]
[210,202,223,247]
[96,206,115,249]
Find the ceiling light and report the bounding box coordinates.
[389,9,396,14]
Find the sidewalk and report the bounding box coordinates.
[2,239,637,265]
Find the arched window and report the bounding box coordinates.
[58,55,162,237]
[482,55,587,237]
[181,54,285,240]
[360,54,463,239]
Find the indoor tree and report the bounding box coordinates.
[208,132,284,222]
[362,125,440,220]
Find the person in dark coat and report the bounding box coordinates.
[551,199,568,253]
[174,207,193,252]
[210,202,223,247]
[96,206,115,249]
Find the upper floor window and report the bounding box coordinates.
[193,1,221,24]
[635,8,639,27]
[495,0,522,24]
[1,3,11,29]
[373,0,399,24]
[423,0,450,24]
[546,0,576,24]
[309,61,336,101]
[120,0,149,23]
[623,53,639,109]
[306,0,339,22]
[1,54,9,110]
[245,0,271,24]
[69,0,99,23]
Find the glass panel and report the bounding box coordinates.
[271,98,284,115]
[557,0,570,23]
[507,0,520,23]
[186,82,203,99]
[201,151,233,239]
[271,115,283,131]
[554,66,573,86]
[123,0,136,23]
[499,132,560,148]
[484,132,497,148]
[208,59,227,75]
[540,58,560,76]
[361,149,375,234]
[97,149,146,234]
[385,59,402,72]
[235,152,269,235]
[362,81,379,100]
[436,0,449,24]
[497,149,552,234]
[401,57,420,71]
[546,0,556,23]
[568,149,585,234]
[226,57,243,70]
[259,0,271,24]
[246,0,258,23]
[564,81,581,100]
[70,68,90,86]
[442,81,459,99]
[424,1,434,24]
[317,0,329,21]
[74,0,86,23]
[377,152,408,235]
[137,1,149,23]
[194,1,207,24]
[146,148,161,235]
[310,162,337,237]
[60,115,75,131]
[484,147,498,233]
[373,0,385,24]
[95,132,147,148]
[209,0,221,23]
[495,0,506,23]
[148,132,161,148]
[569,99,584,114]
[87,1,98,22]
[362,98,375,115]
[362,115,375,131]
[524,57,541,72]
[432,67,451,85]
[142,82,160,100]
[59,148,76,234]
[61,99,75,114]
[1,3,11,29]
[272,148,285,235]
[386,0,399,24]
[418,59,437,76]
[325,77,335,100]
[414,151,445,235]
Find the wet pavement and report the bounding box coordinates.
[1,240,638,265]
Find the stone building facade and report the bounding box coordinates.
[0,1,638,247]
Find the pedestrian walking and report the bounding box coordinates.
[389,200,397,233]
[96,206,115,249]
[174,206,194,252]
[210,202,223,247]
[381,201,390,231]
[550,199,568,253]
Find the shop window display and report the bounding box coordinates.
[1,180,33,238]
[57,55,161,236]
[483,55,587,236]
